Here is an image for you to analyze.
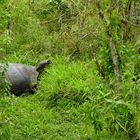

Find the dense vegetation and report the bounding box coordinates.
[0,0,140,139]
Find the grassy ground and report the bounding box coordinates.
[0,1,140,139]
[0,57,139,140]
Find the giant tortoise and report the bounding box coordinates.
[1,60,50,96]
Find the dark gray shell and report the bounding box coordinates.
[5,63,39,96]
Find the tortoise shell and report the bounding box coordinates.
[5,60,50,96]
[5,63,39,96]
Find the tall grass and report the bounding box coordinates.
[0,0,140,139]
[1,57,139,139]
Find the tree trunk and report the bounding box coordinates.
[107,33,121,94]
[95,1,121,94]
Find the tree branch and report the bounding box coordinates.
[120,17,140,28]
[88,45,105,79]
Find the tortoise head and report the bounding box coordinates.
[36,60,50,73]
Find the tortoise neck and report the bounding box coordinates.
[36,60,50,73]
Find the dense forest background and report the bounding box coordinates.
[0,0,140,139]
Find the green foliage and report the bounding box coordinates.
[0,64,10,95]
[0,0,140,139]
[35,57,101,107]
[32,0,70,33]
[0,57,139,139]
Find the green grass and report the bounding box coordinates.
[0,57,139,140]
[0,1,140,139]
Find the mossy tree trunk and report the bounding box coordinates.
[95,0,121,94]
